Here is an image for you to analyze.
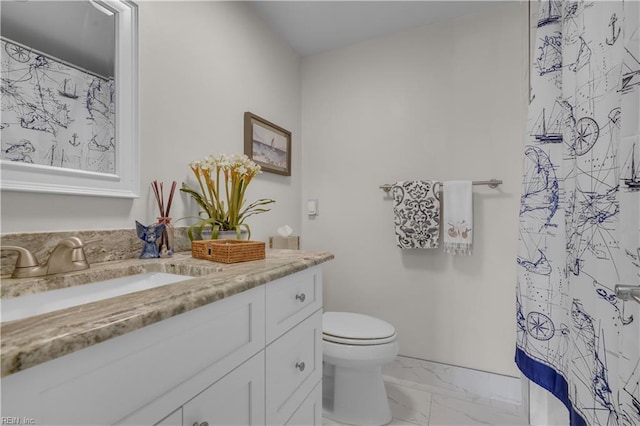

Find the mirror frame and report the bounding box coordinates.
[0,0,139,198]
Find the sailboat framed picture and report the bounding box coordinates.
[244,112,291,176]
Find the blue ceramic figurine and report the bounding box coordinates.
[136,221,165,259]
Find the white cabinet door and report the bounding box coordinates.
[154,408,182,426]
[183,351,265,426]
[266,310,322,425]
[285,382,322,426]
[114,285,265,426]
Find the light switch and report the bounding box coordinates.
[307,199,318,216]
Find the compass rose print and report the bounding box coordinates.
[573,117,600,155]
[527,311,556,340]
[4,41,30,63]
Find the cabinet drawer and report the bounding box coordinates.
[266,266,322,343]
[285,381,322,426]
[183,352,265,426]
[266,309,322,425]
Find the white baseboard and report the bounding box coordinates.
[382,355,527,406]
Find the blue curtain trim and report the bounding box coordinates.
[515,348,587,426]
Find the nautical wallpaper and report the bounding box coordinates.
[516,1,639,425]
[1,38,115,174]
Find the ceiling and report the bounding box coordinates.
[0,1,509,75]
[249,1,509,57]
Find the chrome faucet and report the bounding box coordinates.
[1,237,91,278]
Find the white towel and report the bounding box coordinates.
[391,180,440,249]
[443,180,473,255]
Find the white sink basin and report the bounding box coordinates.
[1,272,192,323]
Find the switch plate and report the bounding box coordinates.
[307,199,318,216]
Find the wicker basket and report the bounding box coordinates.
[191,239,266,263]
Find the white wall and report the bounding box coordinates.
[300,3,528,376]
[1,0,531,379]
[0,1,302,243]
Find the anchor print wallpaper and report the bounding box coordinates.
[1,38,115,174]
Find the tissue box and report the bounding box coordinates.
[269,236,300,250]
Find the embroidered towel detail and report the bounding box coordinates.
[443,180,473,255]
[391,180,440,249]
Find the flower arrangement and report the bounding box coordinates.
[180,153,275,240]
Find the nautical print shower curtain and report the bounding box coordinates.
[516,1,640,425]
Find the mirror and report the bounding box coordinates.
[0,0,139,198]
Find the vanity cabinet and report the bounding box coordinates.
[285,382,322,426]
[1,266,324,426]
[155,409,182,426]
[152,351,265,426]
[265,265,323,425]
[181,351,265,426]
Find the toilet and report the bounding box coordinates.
[322,312,399,426]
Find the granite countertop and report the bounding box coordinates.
[0,250,334,378]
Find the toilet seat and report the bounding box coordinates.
[323,333,397,345]
[323,312,397,346]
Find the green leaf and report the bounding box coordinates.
[239,223,251,239]
[180,187,211,216]
[238,198,275,221]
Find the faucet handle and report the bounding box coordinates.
[71,248,88,263]
[68,237,100,262]
[62,236,101,261]
[46,237,92,276]
[57,237,84,248]
[1,246,40,268]
[54,237,98,251]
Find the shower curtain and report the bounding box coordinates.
[516,1,640,425]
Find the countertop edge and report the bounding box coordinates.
[1,251,334,377]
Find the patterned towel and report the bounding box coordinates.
[391,181,440,249]
[443,180,473,255]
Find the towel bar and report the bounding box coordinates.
[379,179,502,193]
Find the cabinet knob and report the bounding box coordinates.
[295,293,306,302]
[295,361,306,372]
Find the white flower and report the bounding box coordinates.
[182,152,275,239]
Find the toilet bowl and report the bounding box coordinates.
[322,312,399,426]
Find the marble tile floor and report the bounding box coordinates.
[322,375,530,426]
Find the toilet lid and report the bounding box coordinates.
[323,312,396,345]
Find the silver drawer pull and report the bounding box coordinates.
[295,361,306,372]
[295,293,306,302]
[193,422,209,426]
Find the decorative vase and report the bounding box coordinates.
[197,227,249,241]
[216,230,249,240]
[156,217,175,257]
